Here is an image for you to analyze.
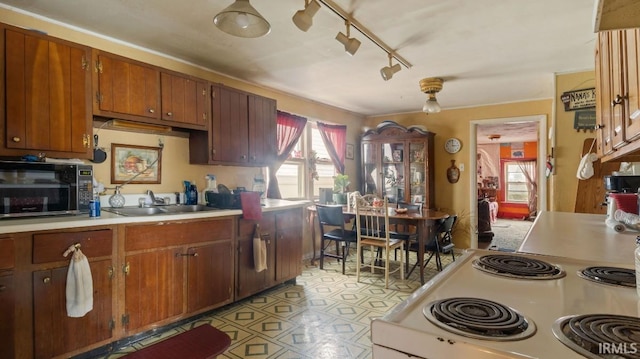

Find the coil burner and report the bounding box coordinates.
[553,314,640,359]
[423,297,536,341]
[472,254,565,280]
[577,266,636,288]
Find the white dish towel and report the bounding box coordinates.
[253,224,267,272]
[63,245,93,318]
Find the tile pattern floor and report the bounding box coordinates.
[94,249,457,359]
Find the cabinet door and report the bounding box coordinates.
[124,248,184,332]
[94,52,160,120]
[362,142,380,196]
[33,259,113,359]
[275,209,303,282]
[596,32,615,156]
[0,273,14,359]
[5,28,91,157]
[248,94,277,165]
[236,214,276,300]
[610,30,627,149]
[409,141,427,204]
[160,72,209,128]
[215,87,249,163]
[625,28,640,141]
[381,142,405,203]
[186,242,234,313]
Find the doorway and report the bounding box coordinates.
[468,115,547,249]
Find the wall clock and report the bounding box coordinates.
[444,138,462,154]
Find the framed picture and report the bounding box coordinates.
[111,144,162,184]
[346,143,354,160]
[412,195,423,204]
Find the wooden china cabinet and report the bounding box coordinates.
[360,121,435,209]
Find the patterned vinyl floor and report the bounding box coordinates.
[94,249,457,359]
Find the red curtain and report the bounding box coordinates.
[317,122,346,174]
[267,111,307,199]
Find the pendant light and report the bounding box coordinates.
[213,0,271,38]
[420,77,444,113]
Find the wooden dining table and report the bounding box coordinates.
[307,204,450,285]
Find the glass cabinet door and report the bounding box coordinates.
[409,142,426,205]
[381,142,405,203]
[362,142,379,195]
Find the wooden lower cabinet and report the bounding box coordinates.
[123,218,234,333]
[0,272,14,359]
[236,208,303,300]
[33,260,113,359]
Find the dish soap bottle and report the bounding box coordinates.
[187,183,198,205]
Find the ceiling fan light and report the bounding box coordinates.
[422,95,441,113]
[336,32,361,56]
[292,0,321,32]
[214,0,271,38]
[380,63,401,81]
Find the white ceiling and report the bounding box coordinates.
[0,0,597,121]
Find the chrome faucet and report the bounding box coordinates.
[146,190,166,205]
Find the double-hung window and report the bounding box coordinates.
[504,162,528,203]
[276,122,336,200]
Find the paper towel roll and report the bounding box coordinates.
[606,218,626,232]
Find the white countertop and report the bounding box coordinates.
[0,199,310,234]
[517,211,637,265]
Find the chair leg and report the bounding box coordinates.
[384,245,390,289]
[319,238,325,269]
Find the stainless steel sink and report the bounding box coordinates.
[103,205,223,217]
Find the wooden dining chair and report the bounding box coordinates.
[316,204,358,275]
[355,197,404,288]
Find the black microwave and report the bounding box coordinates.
[0,161,93,218]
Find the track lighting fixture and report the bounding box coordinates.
[293,0,321,32]
[335,20,361,56]
[419,77,444,113]
[213,0,271,38]
[380,53,401,81]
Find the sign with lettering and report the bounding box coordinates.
[574,110,596,131]
[561,88,596,111]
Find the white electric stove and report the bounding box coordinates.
[371,249,640,359]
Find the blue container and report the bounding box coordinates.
[89,199,101,217]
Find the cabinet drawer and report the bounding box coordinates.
[238,212,275,238]
[0,238,14,269]
[125,218,234,251]
[33,229,113,264]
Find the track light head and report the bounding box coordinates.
[336,32,361,56]
[292,0,321,32]
[213,0,270,38]
[380,54,401,80]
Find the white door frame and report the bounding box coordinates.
[468,115,547,249]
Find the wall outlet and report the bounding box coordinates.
[459,163,464,171]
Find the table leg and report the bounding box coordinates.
[417,221,426,284]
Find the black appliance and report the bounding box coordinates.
[604,175,640,193]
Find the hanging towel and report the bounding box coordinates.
[63,245,93,318]
[241,191,262,220]
[253,224,267,272]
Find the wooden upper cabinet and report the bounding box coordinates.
[217,86,249,163]
[160,72,209,129]
[4,26,92,158]
[248,94,276,165]
[625,28,640,141]
[92,50,160,121]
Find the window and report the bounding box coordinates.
[504,162,528,203]
[276,122,336,200]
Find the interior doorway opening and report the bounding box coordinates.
[468,115,547,249]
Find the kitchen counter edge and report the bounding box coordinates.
[0,199,311,234]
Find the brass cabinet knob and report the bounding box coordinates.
[43,277,51,284]
[148,108,155,114]
[166,112,172,117]
[11,137,20,143]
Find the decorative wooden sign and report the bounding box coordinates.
[560,88,596,111]
[574,110,597,131]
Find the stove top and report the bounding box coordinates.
[371,249,639,359]
[423,297,536,341]
[577,266,636,288]
[553,314,640,359]
[472,254,565,280]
